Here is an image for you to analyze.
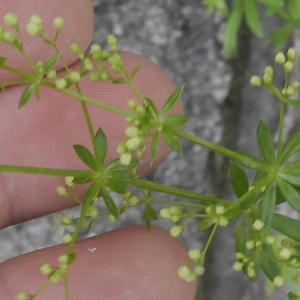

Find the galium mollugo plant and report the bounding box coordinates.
[2,12,300,300]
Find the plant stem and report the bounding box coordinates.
[131,179,231,206]
[277,101,285,161]
[170,127,276,173]
[0,164,95,178]
[149,199,208,210]
[202,223,218,256]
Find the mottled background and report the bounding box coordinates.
[2,0,300,299]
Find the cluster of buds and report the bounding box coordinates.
[232,252,258,278]
[160,206,184,222]
[39,253,74,285]
[120,192,139,207]
[178,249,204,282]
[250,48,300,98]
[205,205,228,227]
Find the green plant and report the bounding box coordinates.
[2,12,300,300]
[203,0,300,57]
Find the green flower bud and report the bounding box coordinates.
[284,61,294,73]
[40,263,53,275]
[287,48,297,61]
[265,235,275,245]
[170,215,181,222]
[125,126,139,138]
[55,78,67,90]
[273,276,284,288]
[101,50,110,60]
[177,266,190,279]
[279,247,292,260]
[286,86,295,97]
[246,240,255,250]
[125,137,141,151]
[170,225,183,237]
[53,17,65,30]
[62,234,72,244]
[255,240,261,247]
[120,152,132,166]
[128,196,139,206]
[49,270,62,283]
[194,265,204,276]
[215,205,225,215]
[218,216,228,227]
[30,15,42,26]
[250,76,262,86]
[26,22,41,36]
[109,214,116,222]
[3,32,15,43]
[116,142,127,154]
[56,186,68,198]
[235,252,244,260]
[58,254,69,265]
[65,176,74,187]
[47,69,57,79]
[263,74,272,84]
[160,208,172,219]
[128,99,138,110]
[247,267,255,278]
[275,52,286,65]
[232,262,243,271]
[136,105,145,115]
[4,13,19,28]
[188,249,201,260]
[17,293,29,300]
[253,219,264,231]
[107,34,117,50]
[62,217,72,225]
[70,43,80,54]
[90,44,101,54]
[69,71,81,83]
[291,81,300,90]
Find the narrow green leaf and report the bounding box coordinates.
[234,219,244,253]
[72,177,94,184]
[266,24,293,50]
[224,0,243,57]
[102,188,119,220]
[105,158,139,172]
[18,84,35,109]
[0,57,6,67]
[83,180,102,209]
[164,115,190,127]
[288,0,300,22]
[275,185,286,205]
[161,85,184,115]
[261,245,280,281]
[286,98,300,111]
[229,162,249,198]
[112,78,126,84]
[282,161,300,175]
[142,203,158,230]
[35,84,41,101]
[67,252,77,265]
[256,120,276,165]
[280,128,300,163]
[130,66,141,81]
[259,182,276,232]
[151,130,159,165]
[161,128,182,154]
[278,179,300,212]
[244,0,263,37]
[197,218,214,231]
[145,97,158,117]
[73,145,97,171]
[288,292,300,300]
[44,54,60,73]
[280,173,300,186]
[105,179,127,194]
[272,213,300,242]
[94,128,107,170]
[108,172,135,182]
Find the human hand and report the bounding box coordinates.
[0,1,197,299]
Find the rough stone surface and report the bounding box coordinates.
[1,1,299,299]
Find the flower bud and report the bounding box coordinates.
[215,205,225,215]
[160,208,172,219]
[70,43,80,54]
[232,262,243,271]
[40,263,53,275]
[125,137,141,151]
[62,234,72,244]
[265,235,275,245]
[55,78,67,90]
[188,249,201,260]
[253,219,264,231]
[56,186,68,198]
[177,266,190,279]
[120,152,132,166]
[47,70,57,79]
[53,17,65,30]
[250,76,262,86]
[275,52,286,65]
[128,196,139,206]
[125,126,139,138]
[69,71,81,83]
[279,247,292,260]
[284,61,294,73]
[170,225,183,237]
[58,254,69,265]
[4,13,19,28]
[273,276,284,288]
[287,47,297,61]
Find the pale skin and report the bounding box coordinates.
[0,0,197,299]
